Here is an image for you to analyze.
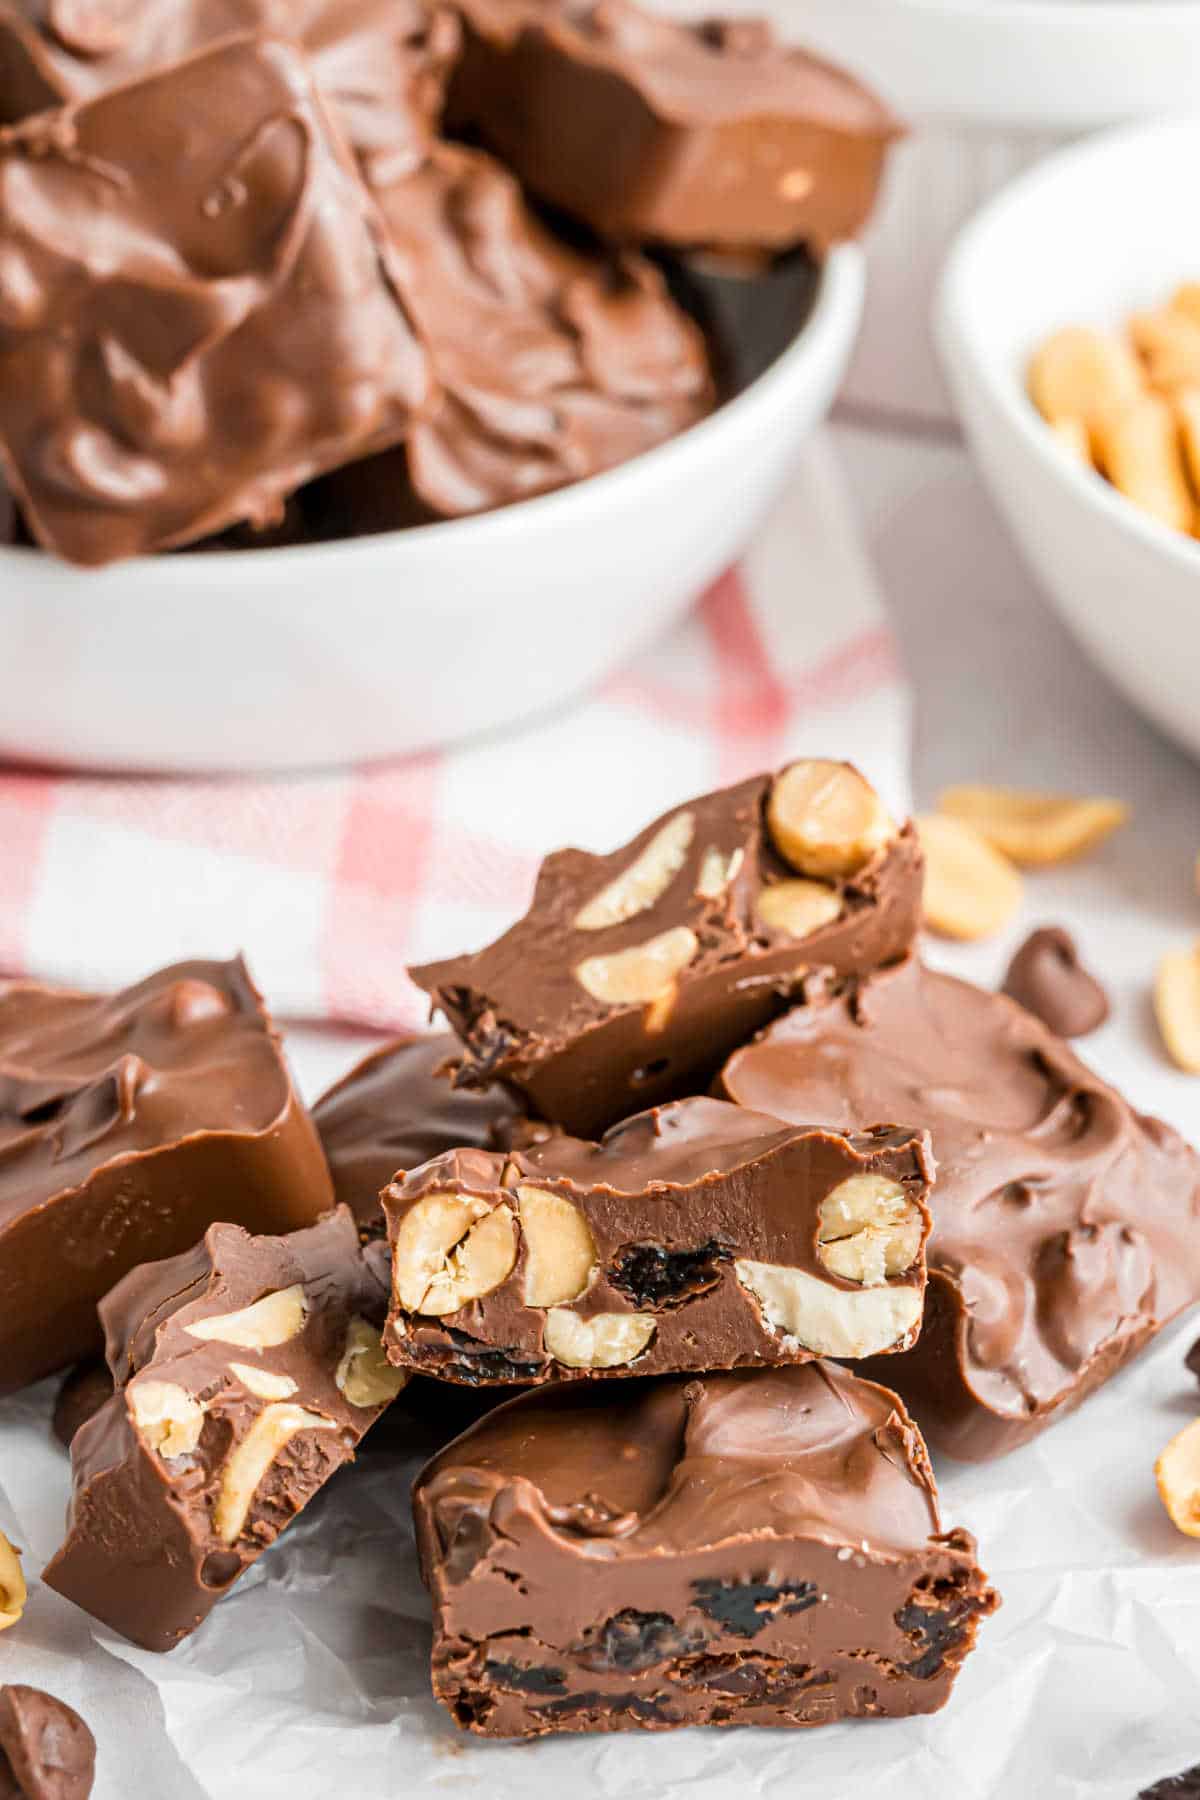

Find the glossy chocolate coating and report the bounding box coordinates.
[43,1209,401,1653]
[51,1364,114,1449]
[313,1032,534,1231]
[0,0,459,184]
[719,956,1200,1460]
[412,766,922,1138]
[384,1097,931,1384]
[0,1687,95,1800]
[1002,925,1109,1038]
[448,0,901,252]
[0,956,333,1396]
[413,1363,997,1737]
[0,37,429,566]
[363,142,713,518]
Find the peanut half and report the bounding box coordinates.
[816,1174,923,1288]
[393,1192,517,1314]
[938,784,1128,866]
[767,759,895,880]
[518,1187,597,1307]
[1093,393,1194,535]
[734,1260,921,1359]
[335,1318,408,1409]
[229,1364,298,1402]
[573,811,695,931]
[1155,942,1200,1074]
[130,1380,207,1458]
[542,1308,655,1369]
[185,1285,307,1350]
[916,815,1023,941]
[0,1532,25,1632]
[1028,326,1143,444]
[1156,1416,1200,1537]
[575,926,699,1007]
[213,1404,336,1545]
[756,878,842,940]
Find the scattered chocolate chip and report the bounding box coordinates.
[0,1685,95,1800]
[692,1576,819,1638]
[1002,926,1109,1038]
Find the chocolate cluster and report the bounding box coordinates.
[16,755,1200,1761]
[0,0,898,566]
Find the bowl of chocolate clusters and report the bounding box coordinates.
[0,0,894,772]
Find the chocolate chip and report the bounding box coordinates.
[1002,926,1109,1038]
[0,1685,96,1800]
[483,1660,567,1695]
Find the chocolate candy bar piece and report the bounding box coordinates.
[314,1033,545,1233]
[43,1208,406,1652]
[412,760,921,1138]
[0,0,460,186]
[371,142,713,517]
[413,1363,998,1737]
[720,955,1200,1461]
[0,1686,95,1799]
[0,37,429,566]
[448,0,901,252]
[0,957,333,1396]
[384,1096,931,1384]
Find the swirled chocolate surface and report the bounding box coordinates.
[0,36,429,565]
[719,955,1200,1459]
[413,1364,996,1736]
[368,141,713,517]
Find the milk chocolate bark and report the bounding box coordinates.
[313,1032,536,1232]
[43,1209,406,1652]
[371,142,713,517]
[0,956,332,1396]
[412,760,921,1137]
[0,1686,95,1799]
[0,0,459,183]
[448,0,901,252]
[0,37,429,566]
[413,1364,998,1737]
[384,1097,931,1384]
[720,955,1200,1461]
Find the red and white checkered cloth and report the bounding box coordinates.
[0,437,910,1027]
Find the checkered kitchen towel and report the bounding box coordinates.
[0,436,910,1028]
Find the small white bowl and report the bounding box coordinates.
[689,0,1200,422]
[936,118,1200,762]
[0,247,863,775]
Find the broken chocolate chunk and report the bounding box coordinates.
[384,1097,932,1385]
[412,760,921,1138]
[43,1209,405,1652]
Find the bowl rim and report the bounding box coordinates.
[936,113,1200,577]
[0,244,864,587]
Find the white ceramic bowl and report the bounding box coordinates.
[0,245,863,775]
[678,0,1200,422]
[936,118,1200,762]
